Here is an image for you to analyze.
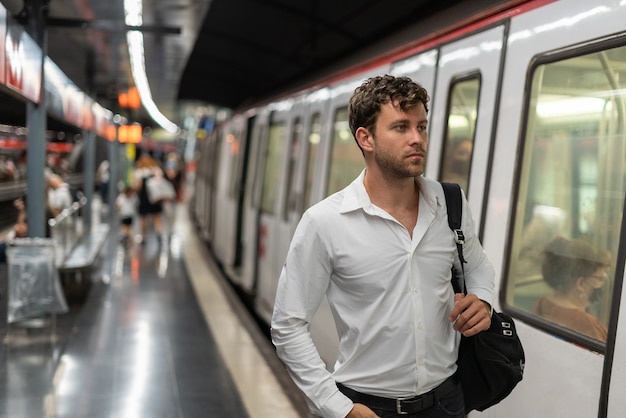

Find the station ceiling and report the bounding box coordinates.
[0,0,515,132]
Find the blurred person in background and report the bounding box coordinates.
[96,160,110,206]
[133,151,164,245]
[116,185,138,247]
[164,153,184,201]
[46,171,72,217]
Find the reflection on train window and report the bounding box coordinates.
[326,107,363,197]
[259,122,286,214]
[284,117,302,220]
[303,113,321,211]
[439,77,479,194]
[506,46,626,344]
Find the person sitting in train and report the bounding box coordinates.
[532,236,610,342]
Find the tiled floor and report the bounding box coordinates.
[0,200,310,418]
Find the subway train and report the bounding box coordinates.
[190,1,626,416]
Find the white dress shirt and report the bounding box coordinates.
[271,171,495,418]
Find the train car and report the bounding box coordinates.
[191,0,626,416]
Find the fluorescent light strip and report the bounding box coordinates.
[124,0,180,134]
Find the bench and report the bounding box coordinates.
[58,223,110,272]
[48,196,110,304]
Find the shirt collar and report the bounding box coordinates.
[339,170,369,213]
[339,170,441,214]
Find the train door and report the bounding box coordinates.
[238,110,269,294]
[277,99,308,260]
[484,2,626,416]
[426,26,505,232]
[254,99,305,324]
[212,116,249,275]
[308,68,390,368]
[316,68,389,199]
[298,89,332,213]
[192,126,219,242]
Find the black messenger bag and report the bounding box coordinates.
[441,182,525,413]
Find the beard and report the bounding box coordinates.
[374,146,425,178]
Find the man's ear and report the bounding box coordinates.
[355,127,373,151]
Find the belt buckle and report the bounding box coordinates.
[396,397,411,415]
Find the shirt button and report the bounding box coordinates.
[418,359,425,366]
[417,323,423,330]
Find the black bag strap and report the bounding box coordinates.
[440,182,467,295]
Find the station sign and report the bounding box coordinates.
[0,2,114,137]
[5,10,42,104]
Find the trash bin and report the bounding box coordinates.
[6,238,68,324]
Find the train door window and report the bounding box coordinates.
[227,129,243,198]
[246,121,263,209]
[303,113,321,211]
[505,45,626,347]
[283,117,302,221]
[439,77,480,194]
[259,122,286,214]
[326,107,363,197]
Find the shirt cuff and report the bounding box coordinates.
[319,389,354,418]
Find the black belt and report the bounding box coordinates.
[336,375,457,415]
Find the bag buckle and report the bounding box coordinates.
[453,229,465,245]
[396,398,409,415]
[501,321,513,336]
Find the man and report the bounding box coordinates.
[271,75,495,418]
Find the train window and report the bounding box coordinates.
[248,122,265,209]
[283,117,302,220]
[439,77,480,194]
[326,107,364,197]
[506,45,626,345]
[303,113,321,211]
[259,122,286,214]
[227,129,243,199]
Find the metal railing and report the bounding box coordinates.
[48,192,87,268]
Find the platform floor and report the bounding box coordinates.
[0,196,313,418]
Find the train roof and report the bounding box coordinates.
[0,0,518,132]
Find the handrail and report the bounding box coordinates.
[48,193,88,268]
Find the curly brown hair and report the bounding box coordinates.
[348,74,429,140]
